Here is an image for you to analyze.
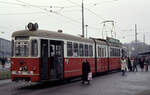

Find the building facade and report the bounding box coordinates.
[0,38,11,58]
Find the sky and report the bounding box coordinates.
[0,0,150,44]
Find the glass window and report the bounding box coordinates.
[15,41,29,57]
[110,48,113,57]
[67,42,73,56]
[73,43,78,56]
[85,45,88,56]
[98,47,101,57]
[79,44,84,56]
[89,45,93,57]
[31,40,38,57]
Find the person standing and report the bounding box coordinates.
[127,57,132,72]
[121,57,127,76]
[139,58,144,72]
[1,58,6,69]
[133,57,138,72]
[144,57,149,72]
[82,59,91,84]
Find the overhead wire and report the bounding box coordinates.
[1,0,103,32]
[66,0,106,20]
[14,0,82,27]
[0,12,45,15]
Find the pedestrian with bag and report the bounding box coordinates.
[82,59,91,84]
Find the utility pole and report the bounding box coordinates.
[143,33,145,52]
[82,0,85,37]
[135,24,137,44]
[85,24,88,38]
[135,24,138,55]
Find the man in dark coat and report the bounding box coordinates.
[1,58,6,68]
[139,58,144,72]
[82,59,91,84]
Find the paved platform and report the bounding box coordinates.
[0,70,150,95]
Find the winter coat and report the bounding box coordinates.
[121,59,127,70]
[82,61,91,81]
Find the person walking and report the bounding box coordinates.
[133,57,138,72]
[127,57,132,72]
[1,58,6,69]
[121,57,127,76]
[144,57,149,72]
[82,59,91,84]
[139,58,144,72]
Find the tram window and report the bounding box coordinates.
[79,44,84,56]
[56,46,62,57]
[73,43,78,56]
[115,48,116,56]
[104,48,106,57]
[113,48,115,56]
[110,48,113,57]
[98,47,100,57]
[67,42,73,56]
[102,48,104,57]
[31,40,38,57]
[85,45,88,56]
[15,41,29,57]
[89,45,93,57]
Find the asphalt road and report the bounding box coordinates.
[1,70,150,95]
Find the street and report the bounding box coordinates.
[0,70,150,95]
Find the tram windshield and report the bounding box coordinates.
[15,41,29,57]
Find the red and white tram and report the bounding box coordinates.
[11,24,122,82]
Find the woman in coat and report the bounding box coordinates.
[121,57,127,76]
[82,59,91,84]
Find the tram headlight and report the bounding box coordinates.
[12,71,16,74]
[30,71,33,75]
[19,67,23,71]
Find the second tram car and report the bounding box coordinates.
[11,25,122,82]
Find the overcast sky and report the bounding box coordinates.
[0,0,150,44]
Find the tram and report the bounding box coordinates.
[11,23,122,82]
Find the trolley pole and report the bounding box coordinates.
[82,0,85,37]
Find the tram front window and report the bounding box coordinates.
[15,41,29,57]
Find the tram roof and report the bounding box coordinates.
[12,30,95,43]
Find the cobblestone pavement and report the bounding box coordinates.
[0,70,150,95]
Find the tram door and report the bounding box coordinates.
[49,40,64,80]
[40,39,49,80]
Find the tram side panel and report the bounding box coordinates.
[63,41,95,79]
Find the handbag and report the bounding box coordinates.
[88,72,92,80]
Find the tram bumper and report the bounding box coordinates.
[11,74,40,82]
